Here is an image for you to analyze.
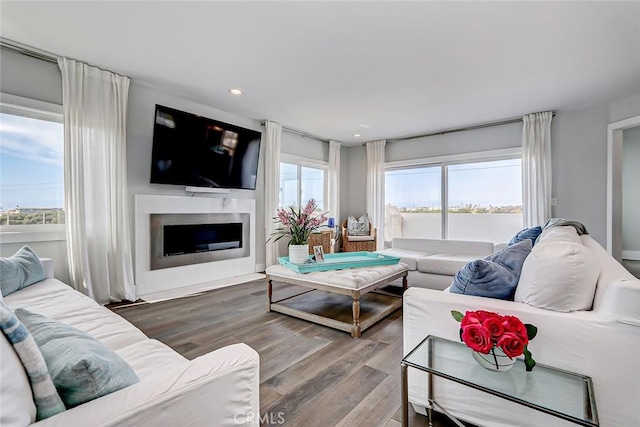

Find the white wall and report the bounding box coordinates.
[550,105,611,244]
[0,49,62,104]
[126,81,267,271]
[340,145,367,224]
[622,126,640,255]
[280,131,328,161]
[386,121,522,162]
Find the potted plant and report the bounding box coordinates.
[270,199,328,264]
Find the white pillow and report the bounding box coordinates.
[536,226,581,245]
[0,334,36,426]
[515,241,599,312]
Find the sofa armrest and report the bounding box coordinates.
[598,279,640,326]
[403,287,640,427]
[38,258,54,279]
[34,343,260,426]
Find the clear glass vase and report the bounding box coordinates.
[472,347,516,372]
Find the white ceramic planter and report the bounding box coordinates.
[289,244,309,264]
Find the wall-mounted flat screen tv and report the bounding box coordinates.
[150,105,262,190]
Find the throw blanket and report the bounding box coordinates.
[0,301,65,420]
[543,218,589,235]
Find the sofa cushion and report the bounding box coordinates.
[4,279,148,351]
[116,339,189,380]
[375,248,430,271]
[450,239,532,300]
[0,246,45,297]
[508,226,542,246]
[0,302,65,422]
[15,308,140,408]
[347,235,374,242]
[0,334,36,426]
[416,254,479,276]
[515,240,600,312]
[347,214,370,236]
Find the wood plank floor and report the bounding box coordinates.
[113,280,465,427]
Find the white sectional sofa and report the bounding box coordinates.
[378,238,501,290]
[1,260,260,427]
[403,234,640,427]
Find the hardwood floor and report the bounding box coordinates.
[113,280,463,427]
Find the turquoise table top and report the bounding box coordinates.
[277,251,400,274]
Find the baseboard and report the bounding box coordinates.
[138,272,266,303]
[622,250,640,261]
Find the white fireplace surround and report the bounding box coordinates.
[135,194,257,297]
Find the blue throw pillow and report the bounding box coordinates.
[450,239,532,300]
[15,309,139,408]
[508,226,542,246]
[0,246,45,297]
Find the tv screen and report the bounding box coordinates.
[150,105,262,190]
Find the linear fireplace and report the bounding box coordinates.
[150,213,250,270]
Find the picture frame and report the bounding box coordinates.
[313,245,325,262]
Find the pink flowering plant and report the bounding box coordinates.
[451,309,538,371]
[270,199,328,245]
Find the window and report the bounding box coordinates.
[385,166,442,240]
[447,158,522,242]
[0,95,65,228]
[385,151,522,244]
[278,155,327,210]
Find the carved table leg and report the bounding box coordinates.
[267,279,272,312]
[352,294,361,338]
[402,273,408,293]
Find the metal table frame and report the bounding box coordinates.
[401,335,598,427]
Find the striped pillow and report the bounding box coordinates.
[0,301,65,420]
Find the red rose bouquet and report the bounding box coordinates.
[451,310,538,372]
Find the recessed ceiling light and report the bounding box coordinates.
[358,124,370,129]
[229,88,243,95]
[353,133,361,138]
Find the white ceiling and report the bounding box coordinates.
[1,1,639,145]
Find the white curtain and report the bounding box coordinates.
[366,140,386,251]
[522,112,553,228]
[264,121,282,267]
[59,58,135,304]
[328,140,341,227]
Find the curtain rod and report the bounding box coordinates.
[382,112,556,144]
[0,37,128,78]
[0,37,60,64]
[261,122,330,143]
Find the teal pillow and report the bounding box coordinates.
[0,246,45,296]
[15,309,139,408]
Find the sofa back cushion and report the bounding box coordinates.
[0,333,37,426]
[515,239,600,312]
[392,238,495,257]
[450,239,532,300]
[580,235,638,310]
[1,246,45,297]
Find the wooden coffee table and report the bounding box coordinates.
[265,263,408,338]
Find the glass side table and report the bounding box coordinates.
[401,335,598,427]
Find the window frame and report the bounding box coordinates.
[279,153,328,210]
[0,93,66,241]
[385,148,522,240]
